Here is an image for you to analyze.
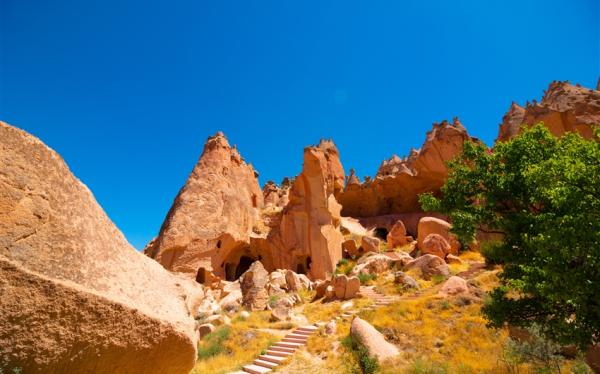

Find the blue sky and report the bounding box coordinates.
[1,0,598,249]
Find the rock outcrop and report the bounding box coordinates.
[337,119,479,218]
[144,132,266,281]
[0,121,202,374]
[263,178,291,208]
[386,220,411,248]
[497,81,600,142]
[417,217,460,255]
[264,139,345,280]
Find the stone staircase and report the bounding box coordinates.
[229,325,318,374]
[358,286,400,308]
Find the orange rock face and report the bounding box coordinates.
[265,140,345,280]
[497,81,600,142]
[145,132,266,281]
[0,122,203,374]
[337,118,479,218]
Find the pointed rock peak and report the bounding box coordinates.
[204,130,231,151]
[346,168,360,185]
[597,77,600,91]
[315,138,339,153]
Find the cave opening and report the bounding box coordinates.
[296,256,312,275]
[374,227,389,240]
[195,267,206,284]
[225,255,256,281]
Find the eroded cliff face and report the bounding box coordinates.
[145,132,266,281]
[497,80,600,142]
[256,140,345,280]
[337,118,479,218]
[0,121,203,374]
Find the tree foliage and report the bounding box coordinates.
[419,124,600,349]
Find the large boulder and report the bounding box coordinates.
[404,254,450,280]
[239,261,269,311]
[350,317,400,362]
[342,239,360,258]
[386,220,411,248]
[421,233,451,258]
[438,276,469,297]
[0,122,202,374]
[351,253,405,276]
[333,274,360,300]
[417,217,460,255]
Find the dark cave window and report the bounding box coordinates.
[195,267,206,284]
[374,227,389,240]
[216,240,222,249]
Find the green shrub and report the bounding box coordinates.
[342,335,380,374]
[358,273,376,284]
[198,326,231,359]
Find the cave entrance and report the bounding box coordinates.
[374,227,389,240]
[195,267,206,284]
[296,256,311,275]
[225,255,256,281]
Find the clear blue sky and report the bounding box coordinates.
[1,1,598,249]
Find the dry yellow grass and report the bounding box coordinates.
[192,323,277,374]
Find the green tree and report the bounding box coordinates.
[419,124,600,349]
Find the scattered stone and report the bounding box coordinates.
[438,276,469,297]
[240,311,251,319]
[351,253,396,276]
[342,239,360,258]
[325,320,337,335]
[350,317,400,361]
[198,323,216,338]
[404,254,450,280]
[394,271,420,290]
[361,236,381,253]
[422,233,451,258]
[445,254,462,264]
[341,301,354,310]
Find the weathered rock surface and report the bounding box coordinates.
[351,253,400,276]
[342,238,360,258]
[337,119,479,217]
[417,217,460,255]
[350,317,400,361]
[361,236,380,253]
[239,261,269,311]
[438,276,469,297]
[0,121,202,374]
[387,220,411,248]
[333,274,360,300]
[404,254,450,280]
[144,132,265,281]
[263,178,291,208]
[421,233,451,258]
[394,271,420,290]
[264,139,345,280]
[497,81,600,142]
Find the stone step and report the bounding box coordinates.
[297,325,318,332]
[282,337,306,344]
[293,330,313,336]
[285,333,308,340]
[259,354,288,364]
[243,364,272,374]
[275,341,303,349]
[266,349,293,357]
[253,359,278,369]
[269,346,295,353]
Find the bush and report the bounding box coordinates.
[500,325,564,373]
[358,273,376,284]
[342,335,380,374]
[198,326,231,359]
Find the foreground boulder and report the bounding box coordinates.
[386,220,411,248]
[421,233,451,258]
[350,317,400,362]
[239,261,269,311]
[404,254,450,280]
[438,276,469,297]
[0,122,202,374]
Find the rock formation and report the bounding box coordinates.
[350,317,400,361]
[144,132,266,281]
[417,216,460,255]
[337,118,479,219]
[0,121,202,374]
[263,139,345,280]
[497,80,600,142]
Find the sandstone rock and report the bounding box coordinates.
[240,261,269,311]
[394,271,420,290]
[417,217,460,255]
[263,179,291,208]
[340,216,369,236]
[0,122,202,374]
[334,274,349,299]
[219,289,242,313]
[497,81,599,142]
[325,320,337,335]
[345,277,360,299]
[314,279,331,299]
[220,280,241,298]
[421,233,451,258]
[284,269,307,292]
[361,236,381,253]
[445,254,462,264]
[387,220,410,248]
[350,317,400,362]
[341,301,354,310]
[297,273,312,290]
[263,139,345,280]
[438,276,469,297]
[270,301,292,322]
[342,239,361,258]
[198,323,216,338]
[204,314,229,326]
[404,254,450,280]
[351,254,396,276]
[325,285,336,301]
[145,132,266,281]
[337,119,479,217]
